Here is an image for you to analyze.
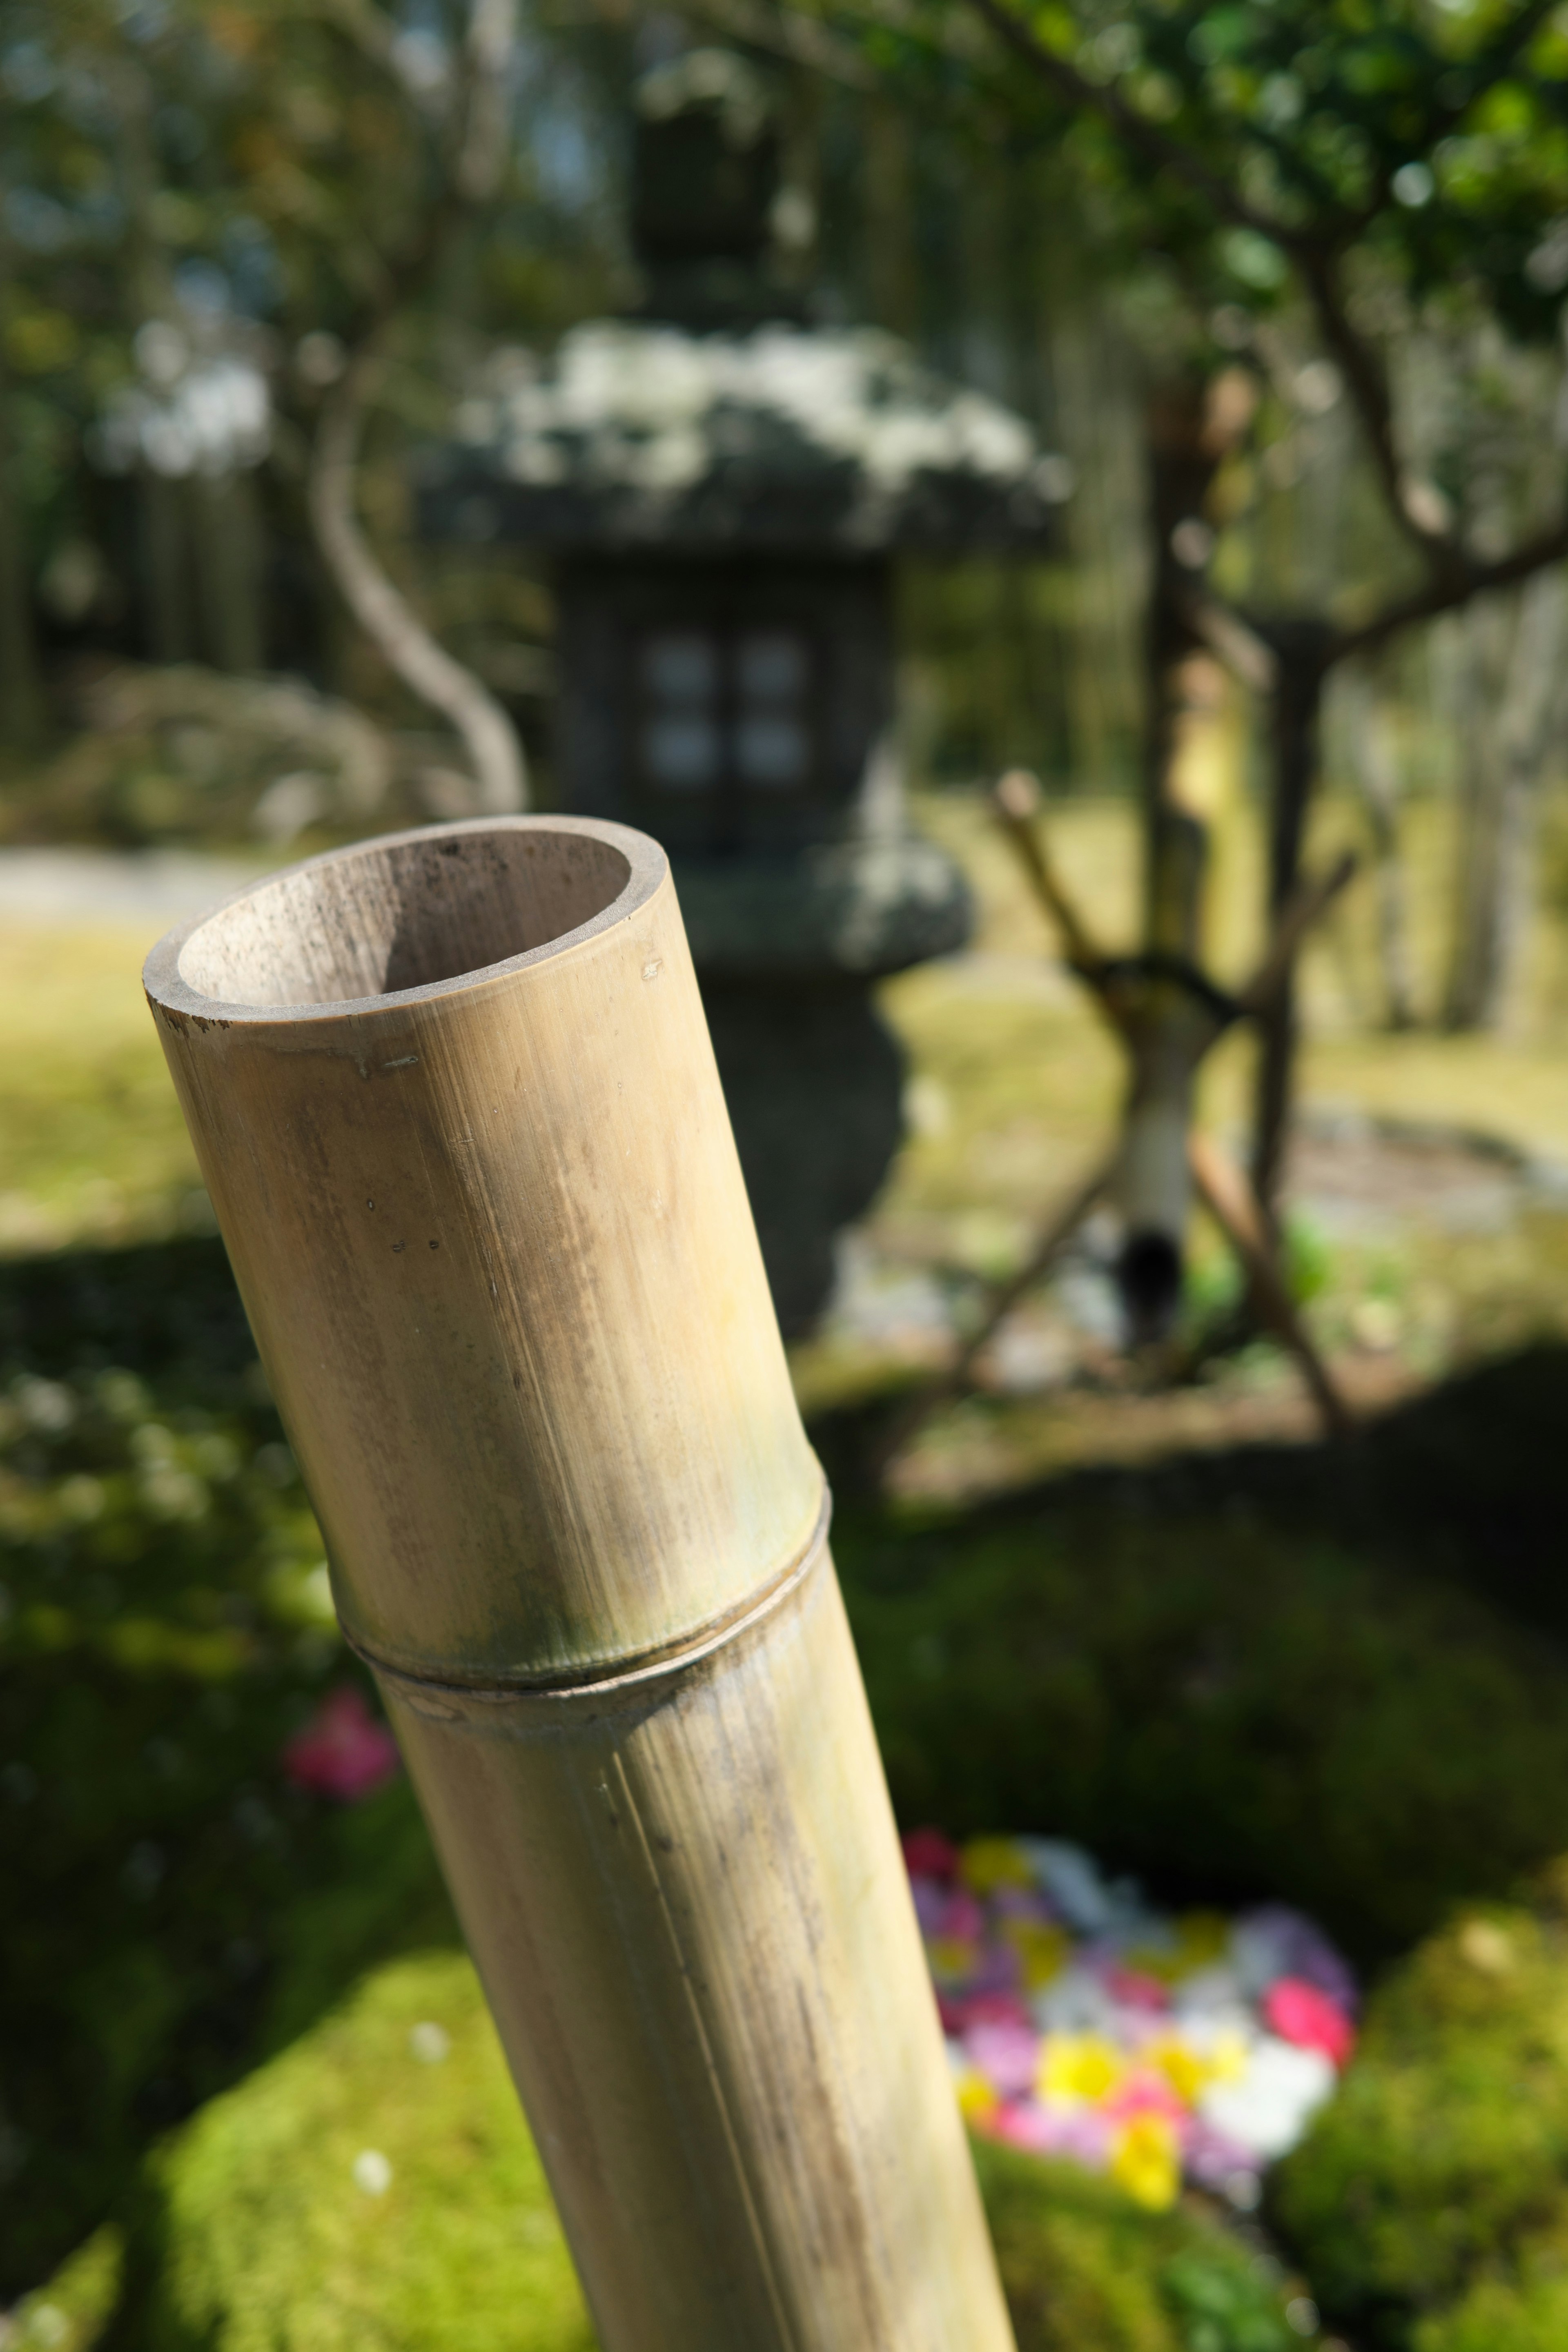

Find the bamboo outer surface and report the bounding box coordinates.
[143,816,1014,2352]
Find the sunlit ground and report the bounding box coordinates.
[3,793,1567,1497]
[794,791,1568,1487]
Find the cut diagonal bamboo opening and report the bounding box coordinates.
[144,816,1014,2352]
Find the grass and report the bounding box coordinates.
[0,923,203,1254]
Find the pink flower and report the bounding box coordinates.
[904,1828,960,1881]
[991,2099,1112,2167]
[1263,1975,1356,2068]
[965,2020,1041,2098]
[937,1889,987,1943]
[283,1687,401,1803]
[1103,2068,1191,2135]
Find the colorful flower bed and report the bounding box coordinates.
[908,1831,1357,2214]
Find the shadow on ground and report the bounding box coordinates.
[5,1235,1568,2300]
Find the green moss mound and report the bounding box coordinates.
[14,1236,1568,2311]
[26,1951,1298,2352]
[1274,1869,1568,2348]
[974,2138,1297,2352]
[119,1952,595,2352]
[837,1497,1568,1962]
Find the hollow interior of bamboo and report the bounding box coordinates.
[177,823,633,1008]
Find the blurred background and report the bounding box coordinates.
[6,4,1568,2349]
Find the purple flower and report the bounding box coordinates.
[910,1875,949,1936]
[1234,1906,1358,2015]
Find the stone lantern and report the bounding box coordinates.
[418,51,1066,1330]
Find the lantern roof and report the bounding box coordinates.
[415,318,1072,558]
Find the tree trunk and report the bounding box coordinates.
[309,353,526,814]
[1252,630,1330,1225]
[0,232,45,754]
[1110,375,1238,1341]
[0,383,44,753]
[1443,572,1565,1031]
[193,470,265,675]
[140,476,193,665]
[864,92,918,336]
[1336,663,1415,1029]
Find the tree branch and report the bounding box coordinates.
[1293,247,1461,579]
[957,0,1304,254]
[304,0,528,810]
[1423,0,1560,144]
[1330,515,1568,668]
[947,0,1487,588]
[310,349,526,815]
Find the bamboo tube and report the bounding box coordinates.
[144,815,1013,2352]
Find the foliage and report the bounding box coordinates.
[1273,1865,1568,2349]
[0,666,394,849]
[0,0,622,700]
[837,1455,1568,1962]
[9,1947,1297,2352]
[0,1238,455,2302]
[976,2135,1298,2351]
[11,1234,1568,2308]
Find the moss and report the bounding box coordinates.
[974,2137,1294,2352]
[10,2225,126,2351]
[15,1238,1568,2326]
[1273,1886,1568,2346]
[126,1952,595,2352]
[0,1243,452,2298]
[837,1496,1568,1962]
[37,1951,1292,2352]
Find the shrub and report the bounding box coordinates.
[1274,1869,1568,2348]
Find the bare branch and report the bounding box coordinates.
[310,350,526,814]
[1295,248,1463,579]
[457,0,520,200]
[1187,1132,1352,1438]
[300,0,528,808]
[1174,586,1278,695]
[864,1152,1116,1482]
[992,769,1110,972]
[1330,516,1568,668]
[1234,849,1357,1016]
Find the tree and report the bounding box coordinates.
[1,0,627,802]
[804,0,1568,1214]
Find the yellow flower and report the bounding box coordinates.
[1039,2033,1124,2105]
[954,2067,999,2126]
[1146,2035,1209,2106]
[1204,2027,1250,2084]
[1110,2113,1181,2210]
[926,1936,977,1985]
[1002,1919,1070,1989]
[959,1837,1035,1895]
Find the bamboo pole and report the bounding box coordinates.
[143,815,1013,2352]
